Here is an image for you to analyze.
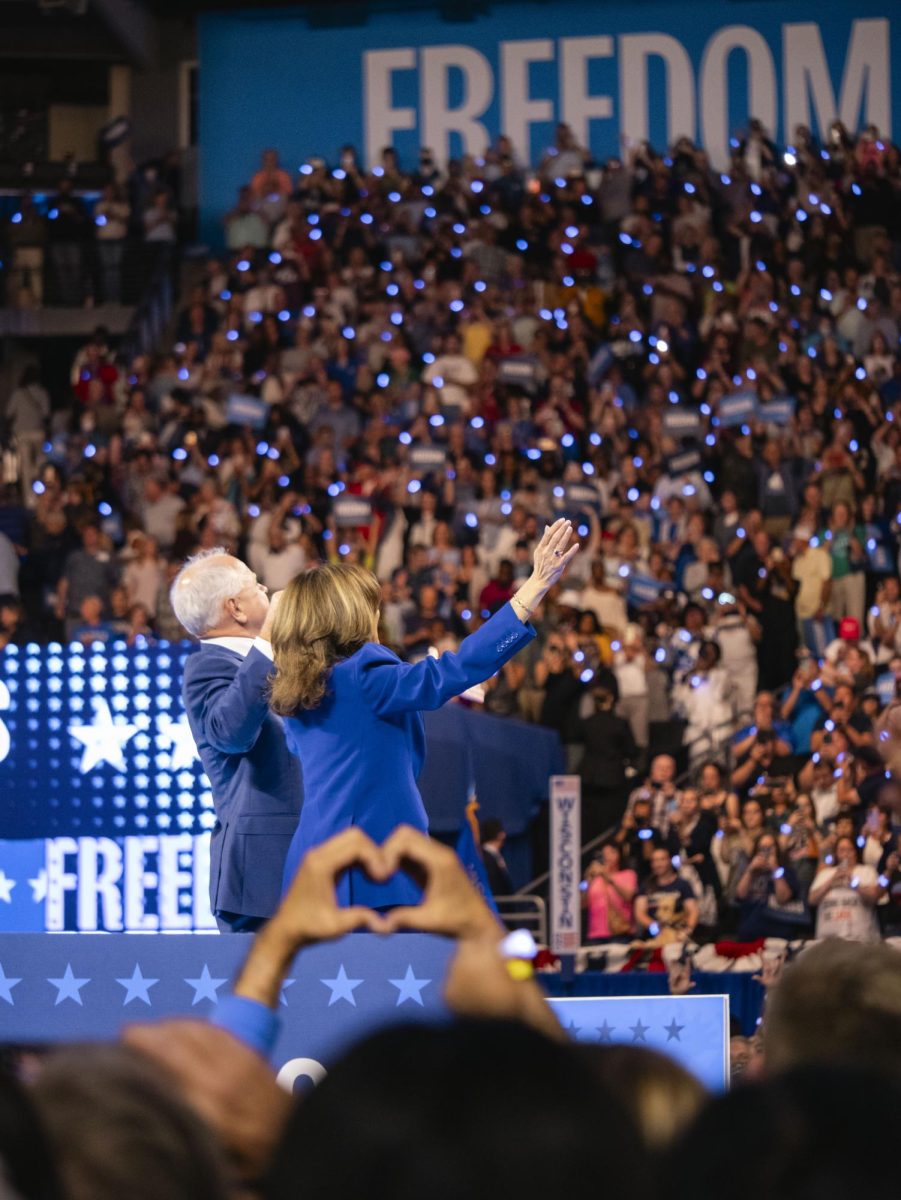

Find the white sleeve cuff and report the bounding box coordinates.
[252,636,274,662]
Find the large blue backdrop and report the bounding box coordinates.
[198,0,898,239]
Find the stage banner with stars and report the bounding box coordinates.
[0,638,219,932]
[0,641,560,930]
[547,995,729,1091]
[0,933,728,1089]
[0,640,212,841]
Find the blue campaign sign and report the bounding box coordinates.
[198,1,899,240]
[663,408,702,438]
[628,573,667,607]
[718,391,758,428]
[225,394,269,429]
[757,397,796,426]
[547,994,730,1091]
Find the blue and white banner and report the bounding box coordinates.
[549,775,581,956]
[547,994,729,1090]
[0,933,728,1088]
[587,344,614,386]
[665,448,702,476]
[717,391,758,428]
[663,408,702,438]
[0,836,216,933]
[409,443,448,471]
[496,356,541,392]
[757,397,796,426]
[198,2,899,240]
[0,933,452,1075]
[565,484,602,512]
[332,495,374,526]
[628,573,668,607]
[226,394,269,430]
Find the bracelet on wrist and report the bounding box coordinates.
[511,594,531,620]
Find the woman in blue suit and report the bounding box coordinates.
[267,518,579,907]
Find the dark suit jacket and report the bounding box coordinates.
[482,846,513,895]
[577,711,638,789]
[182,643,302,919]
[281,602,535,907]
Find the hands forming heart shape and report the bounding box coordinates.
[222,824,567,1044]
[272,825,502,952]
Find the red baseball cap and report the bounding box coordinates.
[839,617,860,641]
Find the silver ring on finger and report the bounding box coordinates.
[554,550,563,557]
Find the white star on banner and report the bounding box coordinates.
[184,964,227,1005]
[156,714,200,770]
[321,964,363,1007]
[389,965,431,1007]
[68,698,138,773]
[29,870,48,903]
[0,871,15,904]
[116,964,160,1006]
[48,963,90,1006]
[0,964,21,1005]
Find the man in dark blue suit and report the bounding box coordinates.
[171,549,302,931]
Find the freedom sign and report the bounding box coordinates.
[198,3,898,242]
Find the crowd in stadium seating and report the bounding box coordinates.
[2,157,183,308]
[2,117,901,941]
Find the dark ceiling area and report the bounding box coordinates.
[0,0,122,59]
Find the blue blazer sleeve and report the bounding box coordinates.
[357,602,535,717]
[184,646,273,755]
[211,995,281,1058]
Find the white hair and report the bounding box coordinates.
[169,548,253,638]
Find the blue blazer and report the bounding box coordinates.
[182,644,302,919]
[281,602,535,907]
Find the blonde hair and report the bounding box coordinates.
[579,1045,707,1149]
[270,562,380,714]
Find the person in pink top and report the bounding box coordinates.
[583,843,638,942]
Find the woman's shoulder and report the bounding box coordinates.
[341,642,402,675]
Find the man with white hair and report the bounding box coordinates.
[171,548,302,931]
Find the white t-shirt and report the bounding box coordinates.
[614,655,648,699]
[678,667,735,747]
[422,354,478,412]
[814,864,880,942]
[122,560,164,616]
[811,784,839,827]
[141,494,186,550]
[581,585,628,635]
[792,546,832,620]
[258,544,308,592]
